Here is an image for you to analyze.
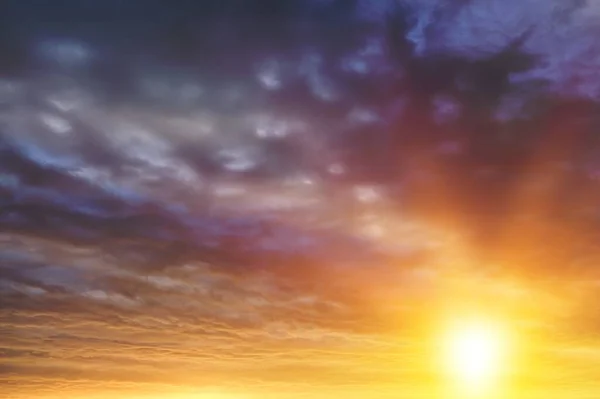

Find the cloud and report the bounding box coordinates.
[1,1,600,398]
[401,0,600,100]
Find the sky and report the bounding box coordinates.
[1,1,600,398]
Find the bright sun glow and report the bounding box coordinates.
[442,318,509,395]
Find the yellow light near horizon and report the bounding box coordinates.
[442,318,508,395]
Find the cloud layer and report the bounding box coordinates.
[2,1,600,397]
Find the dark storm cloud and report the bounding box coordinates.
[1,1,600,397]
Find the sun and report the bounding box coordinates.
[440,317,509,395]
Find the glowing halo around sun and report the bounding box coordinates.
[439,316,511,397]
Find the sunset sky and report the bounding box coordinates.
[2,1,600,398]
